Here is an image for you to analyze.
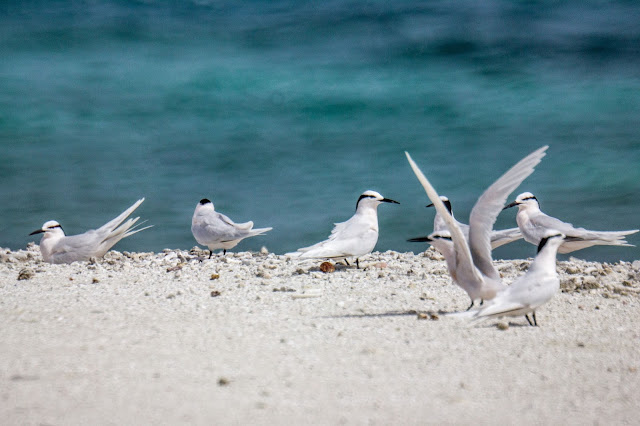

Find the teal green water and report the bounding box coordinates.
[1,1,639,262]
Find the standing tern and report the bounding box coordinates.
[504,192,638,254]
[405,146,548,311]
[408,195,523,249]
[286,190,399,268]
[473,231,568,326]
[29,198,150,264]
[191,198,272,258]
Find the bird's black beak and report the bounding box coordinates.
[503,201,518,210]
[408,236,431,242]
[29,229,45,236]
[382,198,400,204]
[426,203,434,208]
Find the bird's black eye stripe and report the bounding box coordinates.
[443,199,452,214]
[537,236,550,253]
[536,233,561,253]
[356,194,377,209]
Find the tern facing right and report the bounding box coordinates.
[286,190,399,268]
[472,231,567,326]
[191,198,272,258]
[504,192,638,254]
[29,198,150,264]
[405,146,548,310]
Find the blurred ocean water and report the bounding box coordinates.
[1,1,639,262]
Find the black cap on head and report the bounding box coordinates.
[199,199,211,205]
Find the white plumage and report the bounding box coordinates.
[30,198,150,264]
[286,190,399,268]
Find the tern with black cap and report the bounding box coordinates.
[191,198,272,258]
[286,190,399,269]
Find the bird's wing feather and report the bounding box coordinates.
[405,152,483,285]
[469,146,548,280]
[490,227,523,249]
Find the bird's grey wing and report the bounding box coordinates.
[218,212,254,231]
[468,146,548,280]
[490,227,523,249]
[200,212,246,240]
[51,232,101,261]
[529,212,580,236]
[406,152,483,284]
[217,212,255,233]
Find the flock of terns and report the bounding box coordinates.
[28,146,637,326]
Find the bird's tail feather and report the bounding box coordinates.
[122,219,153,238]
[99,198,145,234]
[248,227,272,237]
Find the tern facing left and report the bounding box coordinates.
[286,190,399,268]
[504,192,638,254]
[191,198,272,258]
[473,231,567,326]
[29,198,150,264]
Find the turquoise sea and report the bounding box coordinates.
[1,1,639,262]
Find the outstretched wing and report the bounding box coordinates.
[468,146,548,280]
[406,152,483,286]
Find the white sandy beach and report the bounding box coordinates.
[1,244,639,425]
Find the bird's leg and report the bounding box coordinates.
[532,312,538,326]
[525,314,533,326]
[208,250,213,259]
[223,249,226,256]
[356,258,360,269]
[344,259,350,266]
[466,300,475,311]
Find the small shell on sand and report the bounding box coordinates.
[17,268,35,281]
[496,321,509,330]
[320,262,335,273]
